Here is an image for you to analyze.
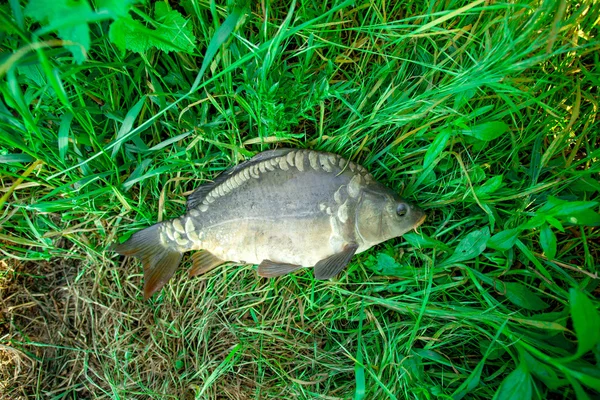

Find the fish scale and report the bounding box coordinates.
[112,148,425,299]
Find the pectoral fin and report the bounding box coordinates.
[258,260,303,277]
[189,251,225,277]
[314,243,358,279]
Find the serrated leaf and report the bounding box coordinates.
[59,18,91,64]
[423,130,450,169]
[503,282,549,311]
[540,224,556,259]
[487,228,521,251]
[108,3,196,54]
[109,15,151,53]
[462,121,509,141]
[475,175,503,197]
[24,0,55,24]
[444,227,490,265]
[25,0,93,64]
[569,288,600,356]
[374,253,400,275]
[153,3,196,53]
[492,362,533,400]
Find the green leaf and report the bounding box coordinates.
[354,303,365,400]
[545,216,564,232]
[520,214,547,230]
[111,96,146,158]
[108,16,150,53]
[374,253,400,275]
[25,0,93,64]
[96,0,139,18]
[194,343,241,398]
[402,354,424,383]
[563,209,600,227]
[540,197,599,216]
[452,357,485,400]
[475,175,503,197]
[462,121,509,141]
[153,3,196,53]
[453,88,476,110]
[148,131,192,151]
[402,232,450,251]
[444,227,490,265]
[515,239,553,282]
[569,288,600,356]
[478,340,506,360]
[522,351,564,390]
[24,0,55,24]
[58,112,73,161]
[108,3,196,54]
[493,362,533,400]
[567,375,591,400]
[570,176,600,194]
[122,159,152,191]
[539,224,556,259]
[0,154,35,164]
[565,360,600,391]
[488,228,521,251]
[423,130,450,169]
[502,282,549,311]
[189,5,244,92]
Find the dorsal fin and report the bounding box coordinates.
[186,148,296,210]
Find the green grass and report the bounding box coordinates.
[1,0,600,398]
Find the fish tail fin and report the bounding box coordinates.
[111,223,183,300]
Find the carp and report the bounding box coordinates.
[112,148,425,299]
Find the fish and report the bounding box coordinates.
[112,148,426,299]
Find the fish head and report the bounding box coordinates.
[355,188,426,246]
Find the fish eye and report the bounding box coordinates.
[396,203,408,217]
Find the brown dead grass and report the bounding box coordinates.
[0,253,356,399]
[0,257,87,398]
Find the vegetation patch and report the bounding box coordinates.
[1,0,599,398]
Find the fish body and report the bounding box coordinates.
[113,148,425,299]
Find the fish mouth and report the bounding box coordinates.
[413,213,426,232]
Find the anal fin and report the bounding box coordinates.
[189,251,225,277]
[258,260,303,278]
[314,243,358,279]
